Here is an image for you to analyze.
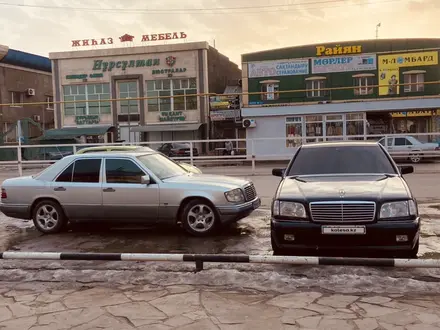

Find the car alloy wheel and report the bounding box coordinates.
[181,199,218,236]
[32,200,67,234]
[410,154,421,163]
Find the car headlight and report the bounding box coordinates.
[224,188,245,203]
[379,200,418,219]
[272,200,307,218]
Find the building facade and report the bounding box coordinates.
[0,44,53,143]
[241,38,440,157]
[49,42,241,145]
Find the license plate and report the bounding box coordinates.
[252,199,261,209]
[321,225,366,235]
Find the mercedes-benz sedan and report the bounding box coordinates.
[0,150,260,236]
[271,141,419,258]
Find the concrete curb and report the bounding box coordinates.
[1,252,440,272]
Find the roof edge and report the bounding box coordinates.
[0,44,9,61]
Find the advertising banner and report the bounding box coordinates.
[209,96,230,110]
[379,68,400,96]
[248,59,309,78]
[311,54,376,74]
[378,51,438,96]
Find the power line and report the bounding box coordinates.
[0,0,404,14]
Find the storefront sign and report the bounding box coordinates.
[378,51,438,96]
[248,59,309,78]
[209,96,230,110]
[75,115,100,125]
[316,45,362,56]
[71,32,187,47]
[210,110,240,121]
[311,54,376,74]
[92,59,160,72]
[152,68,187,74]
[142,32,187,42]
[391,110,440,117]
[72,38,113,47]
[66,73,104,79]
[159,111,186,122]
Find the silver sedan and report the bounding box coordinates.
[0,151,260,236]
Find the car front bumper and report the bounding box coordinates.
[271,217,420,253]
[216,197,261,224]
[0,203,31,220]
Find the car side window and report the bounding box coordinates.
[55,163,74,182]
[405,138,413,145]
[105,159,145,184]
[387,138,393,146]
[394,138,406,146]
[72,159,102,183]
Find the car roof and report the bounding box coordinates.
[301,141,379,148]
[68,151,156,159]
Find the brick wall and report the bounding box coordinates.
[207,47,241,93]
[0,65,53,140]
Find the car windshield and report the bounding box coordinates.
[287,145,397,176]
[137,153,187,180]
[173,143,190,149]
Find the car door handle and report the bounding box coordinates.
[103,188,115,192]
[53,187,66,191]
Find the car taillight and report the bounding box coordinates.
[436,147,440,151]
[176,150,185,154]
[1,188,7,199]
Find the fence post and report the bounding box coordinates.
[251,139,256,175]
[73,145,77,154]
[189,141,194,166]
[17,143,23,177]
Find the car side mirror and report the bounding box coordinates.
[141,174,151,185]
[272,168,285,177]
[399,165,414,175]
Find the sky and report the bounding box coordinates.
[0,0,439,67]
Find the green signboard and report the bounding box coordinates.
[66,73,104,79]
[159,111,185,122]
[75,115,100,125]
[92,59,160,72]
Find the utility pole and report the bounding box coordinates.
[376,23,381,39]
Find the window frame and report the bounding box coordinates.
[46,96,54,110]
[352,74,374,96]
[63,83,111,117]
[118,81,139,114]
[403,71,425,92]
[305,77,326,98]
[146,78,198,112]
[10,91,23,108]
[54,158,102,183]
[104,158,147,185]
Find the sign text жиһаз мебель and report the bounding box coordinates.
[71,32,187,47]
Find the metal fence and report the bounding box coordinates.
[0,132,438,176]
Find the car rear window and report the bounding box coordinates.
[287,145,397,176]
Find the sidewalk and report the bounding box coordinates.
[1,281,440,329]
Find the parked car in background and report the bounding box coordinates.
[158,143,199,158]
[0,150,260,236]
[378,135,439,163]
[76,145,202,174]
[271,141,419,258]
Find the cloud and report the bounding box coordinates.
[0,0,439,65]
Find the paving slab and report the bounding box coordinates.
[0,281,440,329]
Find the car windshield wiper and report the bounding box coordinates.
[286,175,307,182]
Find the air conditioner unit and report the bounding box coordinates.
[242,118,256,128]
[33,115,41,122]
[26,88,35,96]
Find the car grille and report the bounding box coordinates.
[244,184,257,201]
[309,201,376,223]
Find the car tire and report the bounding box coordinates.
[181,199,219,237]
[32,200,67,234]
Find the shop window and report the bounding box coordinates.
[63,84,111,117]
[345,113,365,140]
[145,78,198,112]
[306,77,326,98]
[118,81,139,114]
[403,71,425,92]
[305,115,323,143]
[353,74,374,96]
[325,114,344,140]
[259,80,280,100]
[286,117,303,148]
[10,91,23,107]
[46,96,54,110]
